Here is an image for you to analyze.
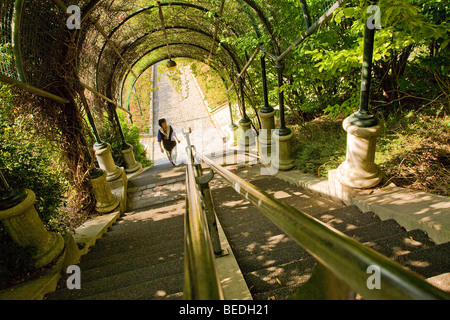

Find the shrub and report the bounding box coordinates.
[97,112,152,168]
[0,234,36,290]
[0,85,68,287]
[0,85,68,234]
[291,118,347,177]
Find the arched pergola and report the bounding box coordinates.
[75,0,280,109]
[0,0,357,209]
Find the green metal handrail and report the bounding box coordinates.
[193,149,450,300]
[183,142,224,300]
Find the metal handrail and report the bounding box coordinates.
[183,135,224,300]
[193,149,450,300]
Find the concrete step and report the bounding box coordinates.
[80,247,184,284]
[235,243,311,274]
[126,164,187,211]
[308,205,382,233]
[227,227,300,260]
[212,174,344,300]
[128,163,185,189]
[79,238,184,272]
[76,274,185,300]
[344,219,407,243]
[46,256,184,300]
[215,176,344,217]
[91,222,184,250]
[84,229,184,261]
[244,258,316,297]
[83,203,185,260]
[252,284,303,301]
[363,229,436,260]
[47,197,186,300]
[396,242,450,279]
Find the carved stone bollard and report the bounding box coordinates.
[94,143,122,182]
[89,169,120,214]
[237,118,254,150]
[0,189,65,269]
[272,129,294,171]
[121,144,142,174]
[336,117,383,189]
[227,123,238,148]
[258,108,276,165]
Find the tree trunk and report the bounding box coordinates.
[373,45,414,103]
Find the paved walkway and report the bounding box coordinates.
[151,64,227,166]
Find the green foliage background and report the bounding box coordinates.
[97,112,153,169]
[0,85,68,286]
[0,85,68,234]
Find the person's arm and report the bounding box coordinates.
[172,129,181,144]
[157,131,164,153]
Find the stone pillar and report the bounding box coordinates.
[336,117,383,189]
[89,169,120,213]
[94,143,122,182]
[0,190,65,269]
[121,144,142,174]
[258,108,276,164]
[227,123,238,148]
[237,118,255,150]
[272,130,295,171]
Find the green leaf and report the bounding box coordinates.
[343,8,356,18]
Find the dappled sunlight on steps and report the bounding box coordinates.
[211,167,450,300]
[46,162,449,300]
[46,163,188,300]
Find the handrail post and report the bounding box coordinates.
[184,127,226,256]
[259,55,276,166]
[195,165,226,257]
[182,128,196,164]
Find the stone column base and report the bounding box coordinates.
[237,118,256,149]
[227,124,238,148]
[259,109,276,165]
[328,169,354,203]
[272,130,294,171]
[95,143,122,182]
[259,134,275,165]
[0,190,64,269]
[90,170,120,214]
[336,117,383,189]
[259,109,276,132]
[121,145,143,174]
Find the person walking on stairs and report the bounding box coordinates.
[158,118,181,166]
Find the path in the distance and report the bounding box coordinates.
[151,64,226,166]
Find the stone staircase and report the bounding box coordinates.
[46,162,449,300]
[210,167,450,300]
[46,163,187,300]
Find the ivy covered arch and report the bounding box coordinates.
[75,0,282,115]
[0,0,359,212]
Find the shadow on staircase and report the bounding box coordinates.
[211,166,450,300]
[46,161,449,300]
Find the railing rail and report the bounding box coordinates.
[183,131,224,300]
[191,148,450,300]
